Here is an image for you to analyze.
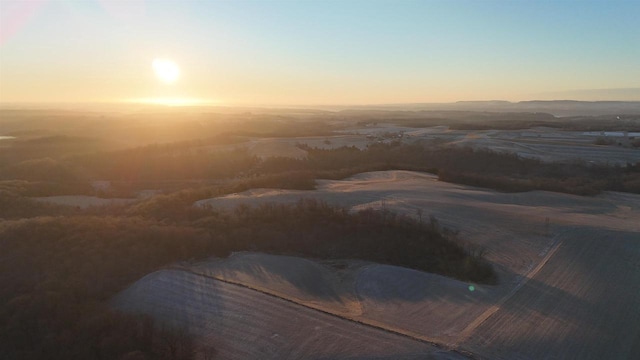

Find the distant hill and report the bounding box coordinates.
[342,100,640,117]
[509,101,640,116]
[2,100,640,117]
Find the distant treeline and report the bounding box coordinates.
[263,143,640,195]
[357,111,557,130]
[448,114,640,131]
[0,199,494,360]
[356,112,640,131]
[1,139,638,198]
[2,108,639,198]
[416,114,640,132]
[0,116,337,164]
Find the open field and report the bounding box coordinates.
[113,269,458,360]
[463,227,640,359]
[179,123,640,164]
[117,170,640,359]
[310,125,640,165]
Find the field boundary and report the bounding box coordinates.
[454,231,565,348]
[164,231,566,359]
[168,265,483,360]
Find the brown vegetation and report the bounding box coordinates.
[0,196,494,359]
[0,216,209,360]
[290,143,640,195]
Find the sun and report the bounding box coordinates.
[152,58,180,84]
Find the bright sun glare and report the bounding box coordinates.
[152,58,180,84]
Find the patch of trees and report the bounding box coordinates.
[1,157,86,183]
[125,171,316,222]
[197,199,496,283]
[0,191,77,219]
[0,135,114,164]
[433,149,639,195]
[259,143,639,195]
[78,147,257,183]
[384,113,640,132]
[349,111,559,130]
[448,115,640,131]
[0,157,97,197]
[223,118,335,138]
[0,216,213,360]
[2,138,638,199]
[0,200,495,359]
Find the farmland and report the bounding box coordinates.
[117,170,640,359]
[1,106,639,359]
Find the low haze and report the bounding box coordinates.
[1,0,639,105]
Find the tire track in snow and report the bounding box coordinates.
[454,231,565,348]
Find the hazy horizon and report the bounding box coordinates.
[2,97,640,112]
[1,0,639,105]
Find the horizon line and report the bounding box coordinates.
[2,98,640,109]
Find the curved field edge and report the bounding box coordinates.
[168,252,500,346]
[113,266,476,360]
[189,198,497,284]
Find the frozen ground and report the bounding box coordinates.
[227,124,640,165]
[117,171,640,359]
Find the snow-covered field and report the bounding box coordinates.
[229,124,640,164]
[115,171,640,359]
[113,268,457,360]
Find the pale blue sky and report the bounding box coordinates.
[1,0,638,104]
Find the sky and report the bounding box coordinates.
[0,0,639,106]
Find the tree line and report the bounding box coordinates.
[0,198,495,360]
